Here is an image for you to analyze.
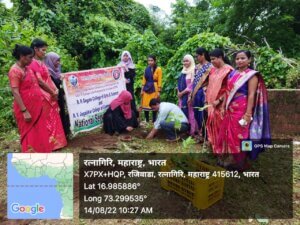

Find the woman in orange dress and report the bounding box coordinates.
[8,45,52,153]
[141,55,162,122]
[206,48,233,152]
[28,39,67,150]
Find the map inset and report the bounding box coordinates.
[7,153,73,219]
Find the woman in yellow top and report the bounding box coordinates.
[141,55,162,122]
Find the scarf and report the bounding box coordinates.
[118,51,135,72]
[181,54,195,78]
[44,52,61,80]
[110,90,133,119]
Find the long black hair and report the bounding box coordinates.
[148,54,157,73]
[12,44,34,60]
[209,48,231,65]
[196,47,210,62]
[233,50,254,69]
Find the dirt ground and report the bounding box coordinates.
[0,126,299,225]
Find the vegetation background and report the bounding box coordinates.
[0,0,299,133]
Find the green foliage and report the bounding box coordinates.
[210,0,300,58]
[163,32,235,101]
[163,32,300,102]
[0,17,78,76]
[286,62,300,88]
[255,47,291,88]
[125,29,173,67]
[80,15,138,68]
[11,0,153,70]
[171,0,212,48]
[170,0,300,58]
[124,29,173,103]
[182,136,197,152]
[0,7,77,132]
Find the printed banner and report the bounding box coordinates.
[62,66,125,135]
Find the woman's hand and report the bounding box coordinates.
[23,111,32,122]
[126,126,133,132]
[187,96,192,104]
[178,91,183,98]
[51,89,59,100]
[242,113,252,125]
[212,99,220,108]
[220,107,225,119]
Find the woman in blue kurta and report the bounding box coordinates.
[177,54,196,135]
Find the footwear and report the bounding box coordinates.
[217,158,224,167]
[166,137,180,142]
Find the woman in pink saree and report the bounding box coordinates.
[8,45,52,153]
[216,50,271,170]
[29,39,67,150]
[206,48,233,152]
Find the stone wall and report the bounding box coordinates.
[268,89,300,137]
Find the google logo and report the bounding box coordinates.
[11,203,45,215]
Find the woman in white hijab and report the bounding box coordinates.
[177,54,197,135]
[118,51,138,117]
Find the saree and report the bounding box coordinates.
[8,66,52,153]
[216,69,271,160]
[206,64,233,152]
[177,73,197,134]
[191,63,212,132]
[29,59,67,150]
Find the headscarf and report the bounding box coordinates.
[181,54,195,77]
[110,90,133,119]
[44,52,61,80]
[118,51,135,72]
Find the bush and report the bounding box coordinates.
[0,14,78,132]
[123,29,173,105]
[286,62,300,88]
[162,32,300,102]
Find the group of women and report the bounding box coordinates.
[8,39,68,153]
[103,48,270,170]
[9,40,270,170]
[176,48,270,169]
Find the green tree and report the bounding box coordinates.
[211,0,300,57]
[0,4,77,132]
[11,0,153,69]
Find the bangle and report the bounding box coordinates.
[21,108,27,113]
